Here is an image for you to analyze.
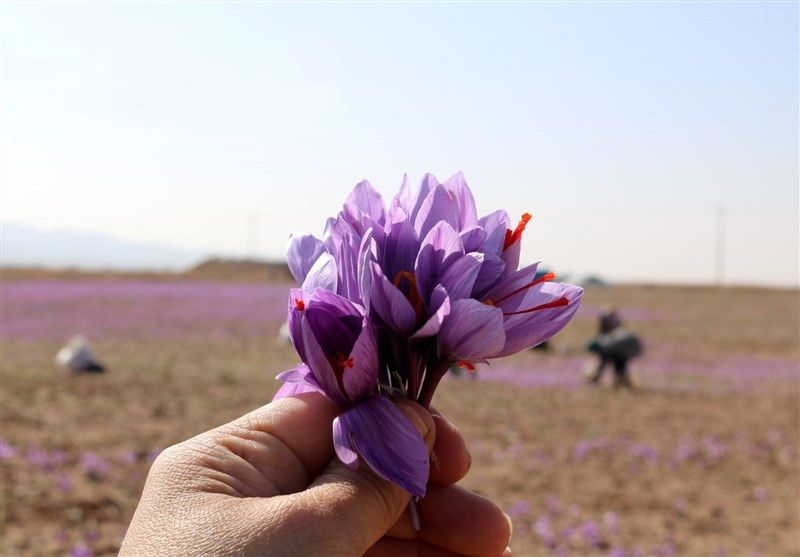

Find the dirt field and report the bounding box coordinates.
[1,275,798,556]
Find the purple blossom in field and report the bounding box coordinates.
[26,447,53,470]
[55,473,74,492]
[0,439,15,460]
[552,544,570,557]
[579,520,603,547]
[146,447,163,463]
[506,500,532,519]
[1,281,290,341]
[603,511,620,534]
[608,548,626,557]
[80,452,110,479]
[629,442,660,464]
[545,495,564,516]
[275,174,583,495]
[70,544,93,557]
[753,486,768,501]
[534,514,556,547]
[702,435,728,461]
[118,450,137,465]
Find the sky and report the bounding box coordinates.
[1,2,798,286]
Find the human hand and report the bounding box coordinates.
[120,392,513,556]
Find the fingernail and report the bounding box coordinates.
[501,547,513,557]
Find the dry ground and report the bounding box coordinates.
[1,275,798,556]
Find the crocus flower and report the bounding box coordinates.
[274,287,428,497]
[278,172,583,493]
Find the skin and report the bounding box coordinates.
[120,392,513,556]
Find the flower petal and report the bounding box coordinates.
[496,282,584,357]
[301,317,348,405]
[342,318,379,401]
[273,380,320,401]
[442,171,478,229]
[411,285,451,339]
[333,395,429,497]
[478,210,510,256]
[414,184,462,240]
[459,226,487,253]
[302,252,338,294]
[438,298,505,360]
[344,180,386,225]
[414,221,464,302]
[368,261,417,336]
[472,255,506,298]
[436,252,483,301]
[287,235,327,285]
[273,364,324,401]
[482,262,541,305]
[382,219,419,284]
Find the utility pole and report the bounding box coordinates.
[714,205,726,285]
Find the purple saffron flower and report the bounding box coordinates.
[70,544,93,557]
[275,288,428,497]
[0,439,15,460]
[80,452,110,479]
[278,173,583,494]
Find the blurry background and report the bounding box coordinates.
[1,3,798,557]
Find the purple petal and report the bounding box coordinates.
[344,180,386,225]
[411,285,451,339]
[287,288,307,361]
[381,219,419,283]
[495,282,584,357]
[323,216,362,302]
[305,293,364,356]
[436,252,483,301]
[302,252,338,294]
[414,221,464,302]
[478,210,510,256]
[460,226,487,253]
[483,262,541,305]
[438,299,505,360]
[368,261,417,335]
[357,229,378,311]
[391,173,436,223]
[472,255,506,298]
[414,184,462,240]
[442,171,478,229]
[301,319,348,405]
[342,318,379,401]
[287,235,327,285]
[273,380,320,401]
[500,236,522,278]
[273,364,322,400]
[333,394,429,497]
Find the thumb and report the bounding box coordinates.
[288,401,435,555]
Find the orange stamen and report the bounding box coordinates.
[502,296,569,316]
[503,212,532,250]
[392,270,427,325]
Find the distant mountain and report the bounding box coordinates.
[0,222,207,270]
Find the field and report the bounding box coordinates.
[1,274,798,556]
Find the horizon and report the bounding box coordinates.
[1,3,798,287]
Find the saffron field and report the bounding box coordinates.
[1,276,798,556]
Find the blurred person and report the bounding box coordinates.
[55,335,105,373]
[120,391,513,556]
[585,308,642,389]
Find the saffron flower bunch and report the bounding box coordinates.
[274,173,583,497]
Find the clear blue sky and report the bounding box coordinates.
[1,2,798,285]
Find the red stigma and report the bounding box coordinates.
[457,360,476,372]
[503,296,570,316]
[485,272,557,307]
[294,298,305,311]
[343,357,354,369]
[503,212,532,251]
